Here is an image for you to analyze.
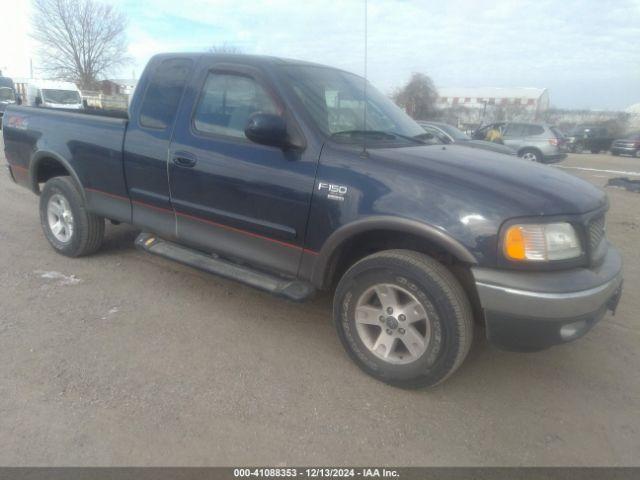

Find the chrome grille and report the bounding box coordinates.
[588,214,606,260]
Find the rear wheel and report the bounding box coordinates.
[520,148,542,162]
[39,176,104,257]
[333,250,473,388]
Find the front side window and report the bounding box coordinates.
[280,65,426,145]
[140,58,193,129]
[42,89,80,105]
[193,72,278,139]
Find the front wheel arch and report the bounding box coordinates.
[310,217,478,290]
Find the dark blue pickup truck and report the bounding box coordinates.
[2,53,623,388]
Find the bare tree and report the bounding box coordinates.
[31,0,130,89]
[392,73,438,120]
[208,43,243,54]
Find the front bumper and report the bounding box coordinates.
[472,246,623,351]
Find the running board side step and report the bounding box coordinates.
[135,233,315,302]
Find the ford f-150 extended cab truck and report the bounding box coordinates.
[2,53,623,388]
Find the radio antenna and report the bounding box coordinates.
[361,0,369,157]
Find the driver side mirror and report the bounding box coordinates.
[245,113,291,149]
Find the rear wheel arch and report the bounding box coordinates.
[517,147,543,161]
[311,217,478,291]
[30,152,84,200]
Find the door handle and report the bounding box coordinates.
[172,152,197,168]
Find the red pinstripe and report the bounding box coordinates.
[85,187,320,255]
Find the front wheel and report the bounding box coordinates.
[39,176,105,257]
[333,250,473,388]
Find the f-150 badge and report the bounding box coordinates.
[318,182,348,201]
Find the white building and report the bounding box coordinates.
[436,87,550,127]
[625,102,640,131]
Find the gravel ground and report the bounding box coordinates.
[1,141,639,466]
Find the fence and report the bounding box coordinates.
[81,91,129,111]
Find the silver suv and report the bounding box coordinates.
[474,122,568,163]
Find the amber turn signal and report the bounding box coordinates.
[504,226,526,260]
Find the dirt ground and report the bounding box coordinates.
[1,142,639,466]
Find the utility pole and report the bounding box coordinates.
[30,58,34,79]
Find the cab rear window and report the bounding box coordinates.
[139,58,193,130]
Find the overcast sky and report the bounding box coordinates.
[2,0,639,109]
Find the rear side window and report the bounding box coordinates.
[193,72,278,139]
[525,125,544,136]
[139,58,193,130]
[504,123,524,137]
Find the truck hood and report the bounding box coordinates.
[372,144,606,216]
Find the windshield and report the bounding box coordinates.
[436,123,470,141]
[0,87,15,102]
[42,89,81,105]
[280,65,426,144]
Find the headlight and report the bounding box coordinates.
[503,222,582,261]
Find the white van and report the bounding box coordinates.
[25,80,83,109]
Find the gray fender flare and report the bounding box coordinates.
[310,216,478,288]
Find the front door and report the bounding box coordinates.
[168,61,317,276]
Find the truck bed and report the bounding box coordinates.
[3,105,132,222]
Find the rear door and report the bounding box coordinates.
[502,123,525,150]
[124,56,194,238]
[167,60,317,276]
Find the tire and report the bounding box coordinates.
[590,149,600,154]
[519,148,542,162]
[39,176,104,257]
[333,249,473,388]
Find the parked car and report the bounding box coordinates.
[566,125,614,153]
[472,122,507,141]
[3,53,622,388]
[418,121,516,155]
[0,76,18,128]
[22,80,83,109]
[474,122,567,163]
[610,133,640,157]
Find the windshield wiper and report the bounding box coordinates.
[331,130,427,144]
